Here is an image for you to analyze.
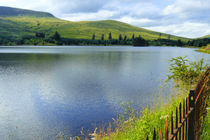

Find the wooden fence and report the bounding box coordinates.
[146,67,210,140]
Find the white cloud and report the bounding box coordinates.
[119,17,154,26]
[147,22,210,38]
[62,10,118,21]
[163,0,210,20]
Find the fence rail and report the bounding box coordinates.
[146,67,210,140]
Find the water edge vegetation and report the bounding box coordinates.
[88,57,209,140]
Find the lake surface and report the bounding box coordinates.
[0,46,209,139]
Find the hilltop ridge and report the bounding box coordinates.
[0,6,54,17]
[201,35,210,38]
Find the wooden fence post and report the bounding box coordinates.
[185,97,188,140]
[159,128,163,140]
[175,107,178,140]
[182,99,185,140]
[165,117,169,140]
[188,90,195,140]
[153,128,156,140]
[179,103,182,140]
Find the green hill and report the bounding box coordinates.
[201,35,210,38]
[0,6,190,42]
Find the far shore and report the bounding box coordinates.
[196,45,210,54]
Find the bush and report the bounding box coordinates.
[167,56,207,87]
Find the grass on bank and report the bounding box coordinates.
[96,90,189,140]
[196,44,210,54]
[201,100,210,140]
[92,57,209,140]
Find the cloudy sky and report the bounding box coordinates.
[0,0,209,38]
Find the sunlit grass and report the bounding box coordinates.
[94,87,189,140]
[0,16,190,41]
[196,44,210,54]
[93,58,209,140]
[200,99,210,140]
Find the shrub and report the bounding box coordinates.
[167,56,207,87]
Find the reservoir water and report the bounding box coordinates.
[0,46,209,139]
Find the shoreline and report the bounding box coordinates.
[196,46,210,54]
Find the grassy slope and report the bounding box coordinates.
[200,35,210,39]
[196,44,210,54]
[0,16,190,41]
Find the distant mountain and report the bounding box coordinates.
[0,6,190,42]
[0,6,54,17]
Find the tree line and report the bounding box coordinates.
[0,31,209,47]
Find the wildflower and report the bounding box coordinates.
[89,128,98,140]
[160,115,168,120]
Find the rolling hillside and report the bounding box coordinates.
[201,35,210,38]
[0,6,190,41]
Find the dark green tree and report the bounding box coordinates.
[101,34,104,40]
[132,34,135,40]
[124,35,127,41]
[119,34,122,40]
[159,33,162,39]
[177,39,183,46]
[92,33,95,40]
[109,32,112,40]
[133,36,149,46]
[53,31,61,41]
